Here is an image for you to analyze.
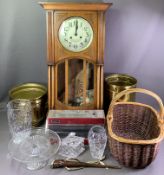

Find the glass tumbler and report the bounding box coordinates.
[88,125,107,160]
[7,99,32,143]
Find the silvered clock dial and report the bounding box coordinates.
[58,17,93,52]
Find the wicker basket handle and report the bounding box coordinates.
[109,88,164,122]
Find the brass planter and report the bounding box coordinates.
[9,83,48,126]
[104,74,137,113]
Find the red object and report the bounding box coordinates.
[46,110,105,142]
[46,110,105,125]
[47,118,105,125]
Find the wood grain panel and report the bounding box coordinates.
[83,60,87,105]
[65,60,69,104]
[48,66,55,109]
[97,11,105,64]
[53,11,97,64]
[40,3,112,109]
[46,11,54,65]
[39,2,112,11]
[100,65,104,109]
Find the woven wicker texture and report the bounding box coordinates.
[112,104,160,140]
[107,88,164,168]
[109,138,159,168]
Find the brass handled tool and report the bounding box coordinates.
[51,159,121,170]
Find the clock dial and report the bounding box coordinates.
[58,17,93,52]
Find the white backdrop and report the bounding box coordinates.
[0,0,164,104]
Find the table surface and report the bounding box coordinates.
[1,109,164,175]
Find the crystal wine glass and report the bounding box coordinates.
[7,99,32,143]
[88,125,107,160]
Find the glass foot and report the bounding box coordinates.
[26,161,48,170]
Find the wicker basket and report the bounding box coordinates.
[107,88,164,168]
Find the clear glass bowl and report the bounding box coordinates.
[8,128,61,170]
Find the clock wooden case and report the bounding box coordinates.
[40,2,112,110]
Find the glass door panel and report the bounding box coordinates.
[86,62,94,104]
[57,58,94,107]
[68,59,83,106]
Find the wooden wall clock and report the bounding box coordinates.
[39,2,112,110]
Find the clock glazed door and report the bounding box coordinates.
[40,3,112,110]
[56,58,95,109]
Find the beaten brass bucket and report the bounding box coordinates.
[104,74,137,114]
[9,83,48,126]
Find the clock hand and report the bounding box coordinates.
[75,20,78,36]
